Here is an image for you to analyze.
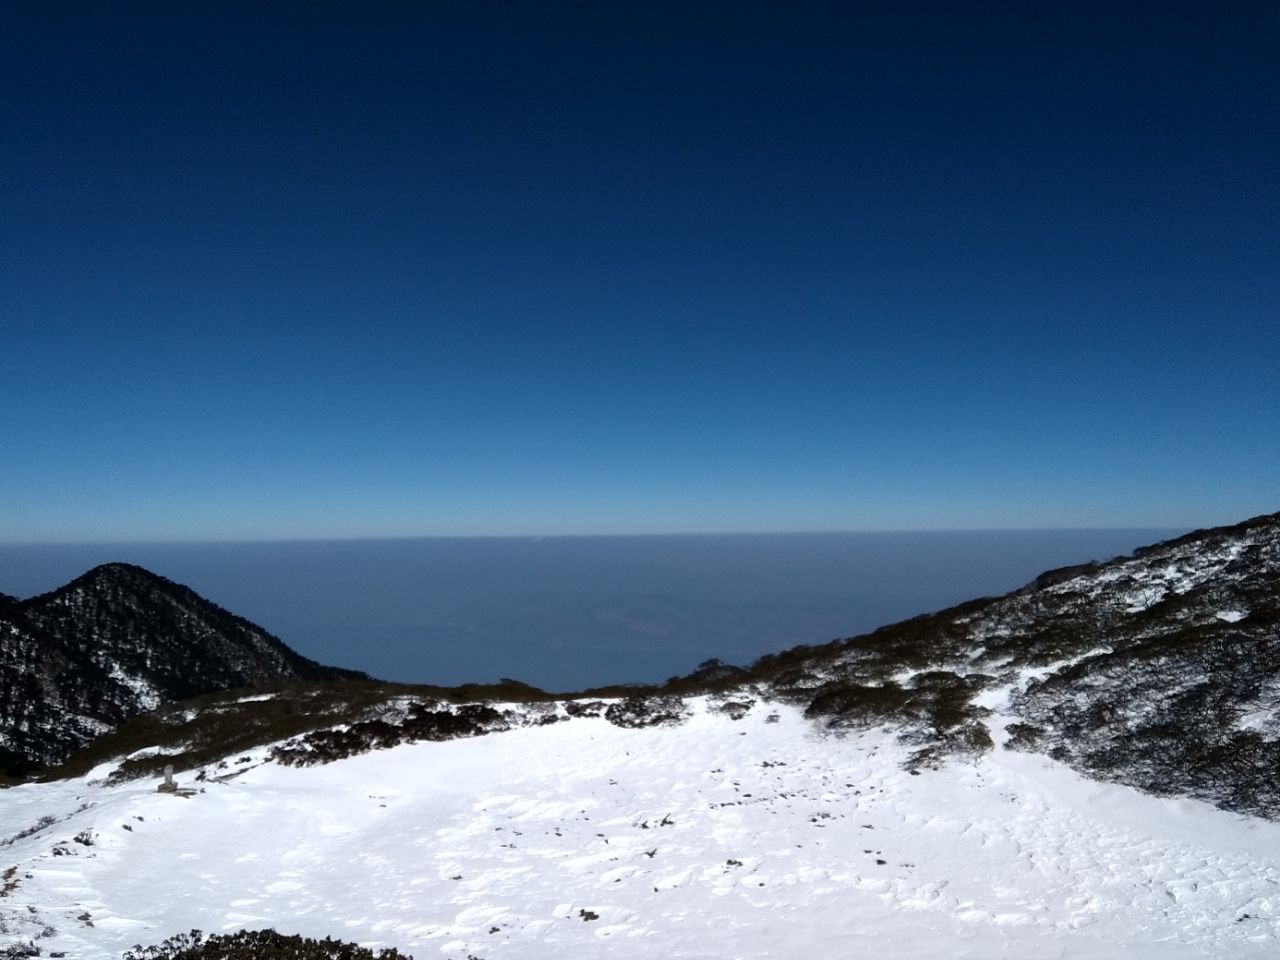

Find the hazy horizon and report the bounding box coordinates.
[1,529,1180,690]
[0,522,1216,548]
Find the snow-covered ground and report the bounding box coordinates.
[2,699,1279,959]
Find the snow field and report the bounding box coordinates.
[2,699,1279,959]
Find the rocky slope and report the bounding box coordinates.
[0,563,365,775]
[750,511,1280,818]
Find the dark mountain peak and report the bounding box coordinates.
[0,563,366,777]
[27,561,201,608]
[82,560,151,578]
[79,560,163,585]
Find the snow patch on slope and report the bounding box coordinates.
[1051,539,1251,615]
[108,664,162,712]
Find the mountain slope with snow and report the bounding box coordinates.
[2,697,1279,959]
[0,563,366,775]
[749,511,1280,818]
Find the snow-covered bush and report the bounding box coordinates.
[604,695,688,728]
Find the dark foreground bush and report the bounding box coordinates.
[271,702,511,766]
[123,929,414,960]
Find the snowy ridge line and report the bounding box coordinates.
[750,510,1280,819]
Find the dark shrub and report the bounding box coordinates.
[122,928,413,959]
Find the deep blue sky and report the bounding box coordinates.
[3,2,1276,542]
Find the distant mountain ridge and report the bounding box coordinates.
[0,562,366,775]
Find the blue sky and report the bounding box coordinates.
[2,2,1276,542]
